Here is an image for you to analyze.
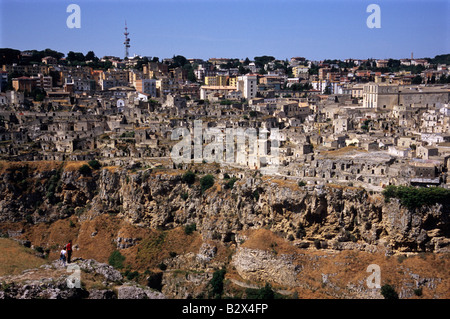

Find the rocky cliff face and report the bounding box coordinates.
[1,162,448,254]
[0,162,449,299]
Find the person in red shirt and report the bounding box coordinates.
[66,240,73,264]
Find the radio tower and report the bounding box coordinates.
[124,21,130,59]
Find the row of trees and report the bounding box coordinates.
[382,185,450,210]
[0,48,64,65]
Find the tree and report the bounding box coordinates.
[78,164,92,176]
[439,74,450,84]
[254,56,275,69]
[209,268,226,298]
[238,65,249,75]
[200,174,215,193]
[380,284,399,299]
[429,53,450,65]
[382,185,450,210]
[67,51,85,63]
[135,56,149,71]
[34,90,46,102]
[290,83,312,92]
[224,177,237,189]
[85,51,97,62]
[308,64,319,75]
[184,223,197,235]
[88,160,101,170]
[257,283,275,299]
[171,55,188,68]
[108,250,126,269]
[182,170,196,185]
[187,69,197,83]
[67,51,76,62]
[33,48,64,61]
[387,59,401,72]
[43,48,64,60]
[28,87,46,101]
[245,283,275,299]
[0,48,21,65]
[412,75,422,85]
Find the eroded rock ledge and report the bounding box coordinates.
[0,164,448,254]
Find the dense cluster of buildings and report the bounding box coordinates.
[1,51,449,191]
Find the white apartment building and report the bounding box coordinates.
[311,80,328,94]
[237,75,257,99]
[66,77,94,92]
[292,65,309,78]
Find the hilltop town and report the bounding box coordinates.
[1,48,450,192]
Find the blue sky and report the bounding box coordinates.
[1,0,449,61]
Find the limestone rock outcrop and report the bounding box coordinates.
[1,165,447,254]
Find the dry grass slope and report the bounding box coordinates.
[0,238,47,276]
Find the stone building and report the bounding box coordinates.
[363,83,449,109]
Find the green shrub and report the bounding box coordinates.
[108,250,126,269]
[224,177,237,190]
[180,192,189,200]
[64,207,75,216]
[124,270,139,281]
[88,160,101,170]
[209,268,226,298]
[200,174,215,193]
[381,284,399,299]
[413,287,423,297]
[120,131,135,138]
[382,185,450,210]
[158,263,167,271]
[220,100,233,105]
[78,164,92,176]
[45,166,62,203]
[298,180,306,187]
[245,283,275,299]
[252,190,260,201]
[184,223,197,235]
[182,170,196,185]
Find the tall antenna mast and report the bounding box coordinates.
[124,21,130,59]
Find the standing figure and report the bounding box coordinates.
[60,246,67,267]
[66,240,73,264]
